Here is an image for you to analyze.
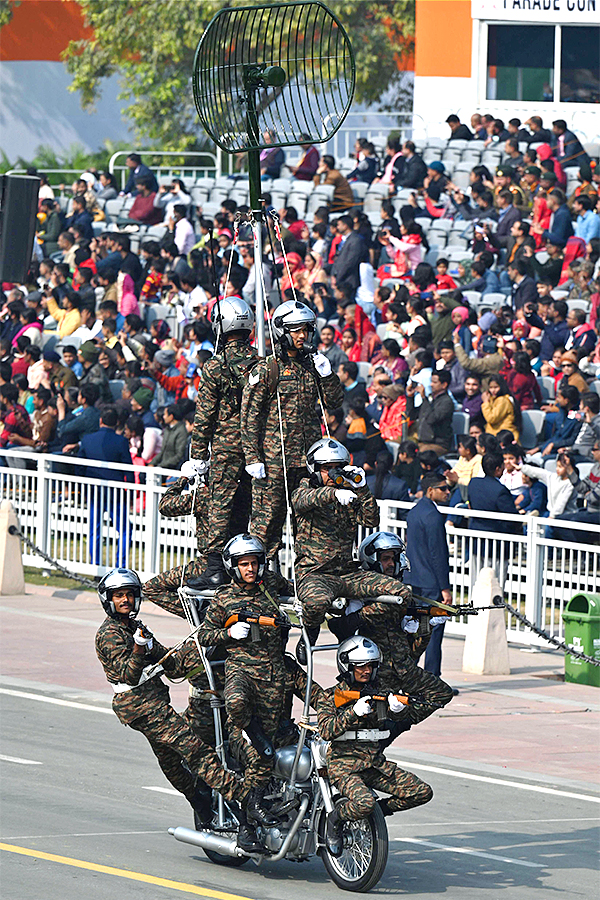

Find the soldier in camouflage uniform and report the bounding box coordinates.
[189,297,258,588]
[333,531,453,734]
[291,438,411,661]
[94,568,245,827]
[274,653,325,747]
[197,534,292,844]
[241,300,343,565]
[317,637,432,856]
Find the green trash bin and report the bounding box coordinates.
[562,593,600,687]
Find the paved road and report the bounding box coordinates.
[1,588,599,899]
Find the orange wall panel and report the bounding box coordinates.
[0,0,91,62]
[415,0,472,78]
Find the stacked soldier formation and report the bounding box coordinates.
[94,294,454,856]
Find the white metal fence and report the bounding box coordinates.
[2,449,598,649]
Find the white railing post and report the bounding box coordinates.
[37,456,51,558]
[524,515,544,634]
[145,469,162,578]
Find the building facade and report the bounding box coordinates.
[413,0,599,140]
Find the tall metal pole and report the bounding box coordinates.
[245,74,266,358]
[248,147,266,357]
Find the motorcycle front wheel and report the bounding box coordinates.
[320,803,389,893]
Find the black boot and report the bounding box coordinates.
[237,823,268,854]
[187,552,228,590]
[246,786,278,828]
[243,717,274,761]
[190,781,213,828]
[325,800,345,858]
[296,627,320,666]
[378,798,395,818]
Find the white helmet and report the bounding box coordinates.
[306,437,350,480]
[271,299,316,347]
[211,296,254,336]
[222,533,266,584]
[359,532,410,578]
[336,636,381,683]
[98,568,142,617]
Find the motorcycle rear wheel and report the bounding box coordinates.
[320,803,388,892]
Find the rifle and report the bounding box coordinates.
[334,688,422,708]
[225,611,291,642]
[410,593,505,617]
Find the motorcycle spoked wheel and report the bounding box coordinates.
[320,803,389,892]
[193,809,250,868]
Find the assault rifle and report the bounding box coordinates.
[225,611,291,641]
[334,688,422,708]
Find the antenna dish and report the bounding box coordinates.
[193,1,355,153]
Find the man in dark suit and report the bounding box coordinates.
[330,215,368,295]
[78,406,133,567]
[467,452,519,589]
[65,196,94,241]
[406,472,454,679]
[508,259,538,310]
[483,190,522,251]
[122,153,159,196]
[399,141,427,189]
[534,189,574,246]
[551,120,590,170]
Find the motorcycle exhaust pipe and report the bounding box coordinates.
[168,827,244,858]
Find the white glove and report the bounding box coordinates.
[401,616,419,634]
[180,460,199,482]
[229,621,250,640]
[133,626,153,649]
[388,692,405,713]
[335,489,357,506]
[353,696,372,717]
[245,463,266,480]
[189,458,209,476]
[430,616,447,626]
[312,351,332,377]
[344,465,366,488]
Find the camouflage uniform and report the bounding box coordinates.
[95,615,243,802]
[276,653,325,746]
[190,339,257,555]
[291,477,411,629]
[241,355,343,560]
[317,677,433,821]
[197,574,290,789]
[356,601,454,726]
[158,476,209,564]
[142,569,224,747]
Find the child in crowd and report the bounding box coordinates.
[435,258,457,291]
[393,440,420,494]
[500,444,525,496]
[61,345,83,379]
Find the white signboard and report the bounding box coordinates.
[472,0,600,24]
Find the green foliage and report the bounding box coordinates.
[0,139,131,179]
[63,0,415,150]
[0,0,18,29]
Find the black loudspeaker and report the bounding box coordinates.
[0,174,41,283]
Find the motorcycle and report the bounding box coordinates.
[169,588,390,892]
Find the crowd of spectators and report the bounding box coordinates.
[2,116,599,552]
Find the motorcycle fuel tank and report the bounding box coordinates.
[273,745,313,782]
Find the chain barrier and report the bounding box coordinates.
[10,526,600,668]
[501,598,600,667]
[9,526,97,590]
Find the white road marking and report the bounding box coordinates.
[142,786,180,796]
[1,831,165,840]
[390,756,600,804]
[393,837,545,868]
[0,688,112,714]
[0,754,42,766]
[388,816,600,828]
[3,687,599,806]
